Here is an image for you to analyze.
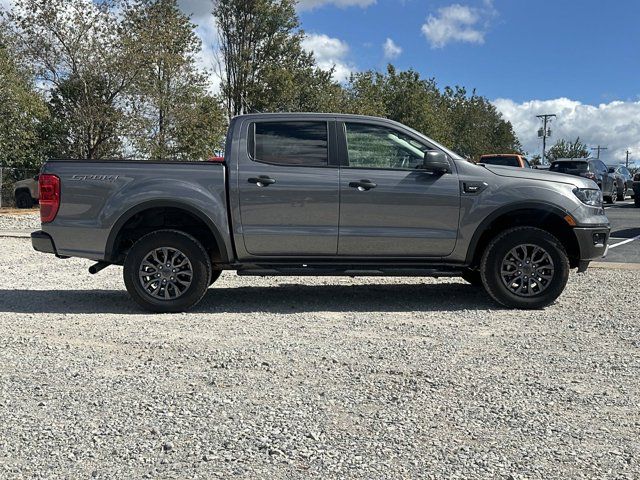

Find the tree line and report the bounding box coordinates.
[1,0,523,182]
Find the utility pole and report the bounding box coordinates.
[536,114,556,163]
[591,145,608,159]
[626,150,631,168]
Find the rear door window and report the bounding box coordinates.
[249,121,328,166]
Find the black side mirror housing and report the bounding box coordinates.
[418,151,451,174]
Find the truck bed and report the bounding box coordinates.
[40,160,231,261]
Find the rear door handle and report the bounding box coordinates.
[349,179,377,191]
[248,175,276,187]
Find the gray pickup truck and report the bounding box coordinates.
[32,113,610,312]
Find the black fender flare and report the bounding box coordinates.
[104,200,230,263]
[465,201,573,265]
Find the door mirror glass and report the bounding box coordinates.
[418,151,451,174]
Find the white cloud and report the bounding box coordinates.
[297,0,376,11]
[493,97,640,166]
[383,38,402,60]
[421,3,491,48]
[302,33,354,82]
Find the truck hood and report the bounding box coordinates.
[483,164,595,188]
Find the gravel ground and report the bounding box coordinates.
[0,236,638,479]
[0,211,40,231]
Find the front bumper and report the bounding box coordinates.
[573,226,610,271]
[31,230,57,255]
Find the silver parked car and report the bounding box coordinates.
[608,165,634,200]
[549,158,618,204]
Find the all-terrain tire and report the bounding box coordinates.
[123,230,211,313]
[480,227,570,309]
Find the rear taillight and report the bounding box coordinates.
[581,172,597,180]
[39,174,60,223]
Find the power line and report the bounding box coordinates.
[536,114,556,163]
[590,145,608,159]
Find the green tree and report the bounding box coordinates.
[8,0,138,159]
[213,0,342,116]
[529,154,542,166]
[546,137,589,161]
[122,0,226,159]
[442,86,521,160]
[341,66,521,160]
[43,73,124,159]
[0,18,48,178]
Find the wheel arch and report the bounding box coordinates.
[105,200,230,265]
[466,202,581,269]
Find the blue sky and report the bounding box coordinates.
[298,0,640,105]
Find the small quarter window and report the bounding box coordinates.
[250,121,328,166]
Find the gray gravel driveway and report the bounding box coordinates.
[0,236,638,479]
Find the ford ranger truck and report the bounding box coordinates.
[31,113,610,312]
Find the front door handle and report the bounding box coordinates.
[248,175,276,187]
[349,179,377,191]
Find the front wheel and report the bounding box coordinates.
[480,227,569,309]
[605,184,616,204]
[123,230,211,313]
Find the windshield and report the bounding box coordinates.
[550,161,588,173]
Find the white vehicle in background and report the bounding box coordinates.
[13,176,39,208]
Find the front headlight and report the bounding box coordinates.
[573,188,603,207]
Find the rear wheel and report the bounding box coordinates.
[15,191,33,209]
[480,227,569,309]
[123,230,211,313]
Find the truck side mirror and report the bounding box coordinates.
[418,151,451,175]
